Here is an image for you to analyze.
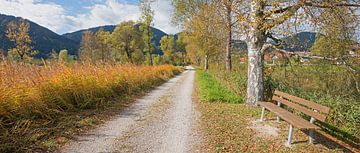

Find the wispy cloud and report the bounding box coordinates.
[0,0,180,34]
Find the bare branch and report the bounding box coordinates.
[304,1,360,8]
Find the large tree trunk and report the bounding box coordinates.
[246,1,266,106]
[225,2,232,71]
[204,55,209,70]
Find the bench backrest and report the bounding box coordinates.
[272,90,330,122]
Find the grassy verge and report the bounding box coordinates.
[196,70,355,152]
[211,66,359,146]
[196,70,243,103]
[0,62,181,152]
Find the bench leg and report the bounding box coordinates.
[309,117,316,144]
[276,102,281,122]
[260,107,265,121]
[286,125,294,147]
[309,130,315,144]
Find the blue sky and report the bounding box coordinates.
[0,0,180,34]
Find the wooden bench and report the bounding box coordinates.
[258,90,330,146]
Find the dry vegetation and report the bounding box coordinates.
[0,62,181,152]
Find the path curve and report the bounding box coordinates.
[59,67,200,153]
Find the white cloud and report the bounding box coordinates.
[0,0,180,34]
[0,0,69,32]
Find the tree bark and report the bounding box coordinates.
[147,25,153,66]
[225,2,232,71]
[246,1,266,106]
[204,55,209,70]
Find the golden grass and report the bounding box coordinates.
[0,62,181,152]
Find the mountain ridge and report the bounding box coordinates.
[0,14,319,59]
[0,14,78,57]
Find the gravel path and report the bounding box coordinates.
[59,67,201,153]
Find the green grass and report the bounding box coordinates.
[195,69,355,152]
[196,70,243,103]
[207,64,359,149]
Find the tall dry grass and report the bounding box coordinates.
[0,62,181,152]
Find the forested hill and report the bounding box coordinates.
[63,24,168,55]
[282,32,317,51]
[0,14,79,57]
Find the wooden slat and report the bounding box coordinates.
[274,90,330,114]
[258,102,320,129]
[273,96,327,122]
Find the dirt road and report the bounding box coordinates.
[60,67,201,153]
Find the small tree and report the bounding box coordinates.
[160,35,177,64]
[176,33,187,66]
[47,49,58,62]
[111,21,143,64]
[95,28,111,63]
[79,31,97,63]
[139,0,155,65]
[58,49,68,63]
[6,19,37,62]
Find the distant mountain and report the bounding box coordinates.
[281,32,317,51]
[63,24,168,55]
[0,14,78,57]
[0,13,318,59]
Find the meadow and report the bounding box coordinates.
[0,62,181,152]
[204,63,360,148]
[196,63,359,152]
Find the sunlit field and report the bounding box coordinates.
[0,62,180,152]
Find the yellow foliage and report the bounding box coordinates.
[0,62,180,124]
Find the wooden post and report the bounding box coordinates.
[277,101,281,122]
[286,125,294,147]
[309,117,316,144]
[260,107,265,121]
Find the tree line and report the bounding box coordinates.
[1,0,188,66]
[78,21,188,65]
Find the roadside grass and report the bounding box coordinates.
[210,65,360,147]
[195,70,354,152]
[196,70,243,103]
[0,62,181,152]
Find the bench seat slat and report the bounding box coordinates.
[273,96,327,122]
[258,102,320,129]
[274,90,330,114]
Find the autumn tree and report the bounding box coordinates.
[111,21,143,64]
[174,0,360,105]
[47,49,58,62]
[215,0,244,71]
[6,19,37,62]
[185,3,224,70]
[176,33,187,65]
[173,0,243,70]
[95,28,112,63]
[79,31,97,63]
[160,35,176,64]
[58,49,68,63]
[139,0,155,65]
[240,0,360,105]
